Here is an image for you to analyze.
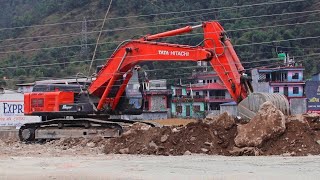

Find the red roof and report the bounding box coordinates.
[194,74,218,79]
[187,83,226,91]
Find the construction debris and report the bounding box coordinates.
[209,112,235,130]
[1,111,320,157]
[229,147,262,156]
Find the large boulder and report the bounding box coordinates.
[234,101,286,147]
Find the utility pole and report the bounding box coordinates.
[81,17,88,60]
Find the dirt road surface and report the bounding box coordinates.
[1,155,320,179]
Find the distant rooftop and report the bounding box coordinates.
[187,83,226,91]
[257,66,304,72]
[35,78,93,85]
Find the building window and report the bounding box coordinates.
[176,106,182,113]
[193,105,201,112]
[214,79,217,83]
[292,73,299,79]
[293,87,299,94]
[266,74,271,82]
[195,92,200,96]
[273,87,279,93]
[176,89,182,96]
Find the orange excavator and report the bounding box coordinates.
[19,21,290,141]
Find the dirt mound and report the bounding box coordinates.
[261,120,320,156]
[104,120,237,156]
[13,112,316,157]
[102,112,320,156]
[209,112,235,130]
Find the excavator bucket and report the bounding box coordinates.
[238,92,290,120]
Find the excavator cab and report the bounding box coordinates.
[115,68,145,115]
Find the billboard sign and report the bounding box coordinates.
[0,91,41,128]
[306,81,320,113]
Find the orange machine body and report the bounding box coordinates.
[24,92,74,115]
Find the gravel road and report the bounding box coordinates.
[1,155,320,180]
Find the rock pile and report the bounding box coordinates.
[102,102,320,156]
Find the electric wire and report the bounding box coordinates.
[0,0,305,32]
[2,8,319,45]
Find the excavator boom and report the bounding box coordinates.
[89,21,252,112]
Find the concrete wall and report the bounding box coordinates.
[117,111,168,120]
[251,69,270,93]
[150,95,167,111]
[220,104,238,118]
[148,79,167,90]
[290,98,307,115]
[142,112,168,120]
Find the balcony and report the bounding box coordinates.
[172,95,233,103]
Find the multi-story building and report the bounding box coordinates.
[251,53,305,99]
[251,53,306,114]
[143,79,172,119]
[171,70,233,119]
[122,71,172,120]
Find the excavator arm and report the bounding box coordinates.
[89,21,253,111]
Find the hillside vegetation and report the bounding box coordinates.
[0,0,319,87]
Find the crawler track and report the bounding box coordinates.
[19,118,155,142]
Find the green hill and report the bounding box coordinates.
[0,0,319,87]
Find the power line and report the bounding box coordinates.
[88,0,113,76]
[0,51,318,71]
[0,18,320,54]
[0,59,287,85]
[235,35,320,47]
[6,44,310,68]
[1,29,320,54]
[0,0,305,32]
[228,20,320,33]
[2,8,319,44]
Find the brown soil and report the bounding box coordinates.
[104,121,237,156]
[144,118,197,126]
[261,120,320,156]
[103,115,320,156]
[1,115,319,157]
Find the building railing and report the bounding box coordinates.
[258,79,304,83]
[172,95,231,102]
